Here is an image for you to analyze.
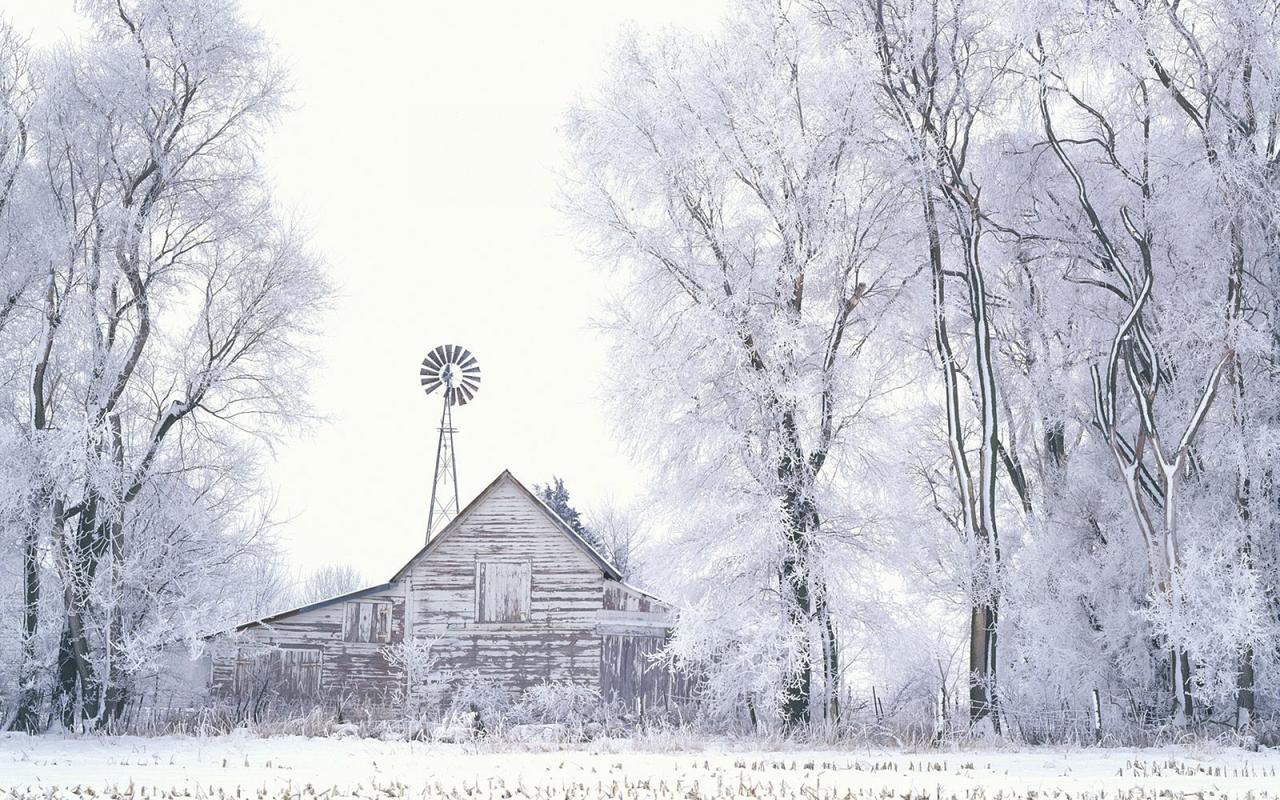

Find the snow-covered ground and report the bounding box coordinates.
[0,734,1277,798]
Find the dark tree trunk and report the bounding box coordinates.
[13,301,58,733]
[969,602,998,727]
[11,511,43,733]
[780,548,812,728]
[777,410,837,728]
[55,492,111,727]
[103,413,128,724]
[1237,646,1255,728]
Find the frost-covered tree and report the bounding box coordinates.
[566,3,911,727]
[534,477,597,544]
[0,0,326,731]
[569,0,1280,738]
[809,0,1031,732]
[1013,0,1280,730]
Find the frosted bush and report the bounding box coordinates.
[448,673,517,733]
[518,681,602,727]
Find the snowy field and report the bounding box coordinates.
[1,735,1279,799]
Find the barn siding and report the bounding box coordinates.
[598,579,682,710]
[602,633,668,711]
[402,478,606,690]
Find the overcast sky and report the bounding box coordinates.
[6,0,728,583]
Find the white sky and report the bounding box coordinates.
[5,0,728,583]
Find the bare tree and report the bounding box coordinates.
[0,0,327,730]
[586,500,645,581]
[812,0,1022,731]
[298,563,366,607]
[1125,0,1280,731]
[566,2,909,727]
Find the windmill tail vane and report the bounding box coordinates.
[420,345,481,541]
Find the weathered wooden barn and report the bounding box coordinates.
[205,470,680,714]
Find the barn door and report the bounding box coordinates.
[601,634,668,713]
[277,647,323,701]
[475,561,532,622]
[234,646,323,703]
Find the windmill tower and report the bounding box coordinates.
[420,345,481,541]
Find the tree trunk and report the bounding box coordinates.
[13,287,58,733]
[777,417,835,728]
[103,412,128,724]
[1227,214,1256,729]
[11,508,43,733]
[821,599,839,724]
[56,494,108,727]
[780,557,812,729]
[1173,648,1194,725]
[969,602,997,726]
[1237,646,1256,729]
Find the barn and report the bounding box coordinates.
[205,470,681,715]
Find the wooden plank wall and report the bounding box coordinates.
[403,477,605,691]
[598,580,683,711]
[603,580,671,614]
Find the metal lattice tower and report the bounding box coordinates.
[420,345,480,541]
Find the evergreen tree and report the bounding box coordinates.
[535,477,606,555]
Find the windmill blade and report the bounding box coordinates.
[421,344,480,403]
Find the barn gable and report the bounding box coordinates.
[392,470,624,691]
[390,469,622,583]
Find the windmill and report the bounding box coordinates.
[420,344,481,540]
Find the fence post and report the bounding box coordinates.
[1092,688,1103,743]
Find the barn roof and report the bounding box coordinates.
[228,582,395,634]
[389,469,624,583]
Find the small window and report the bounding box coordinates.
[343,600,392,643]
[475,561,531,623]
